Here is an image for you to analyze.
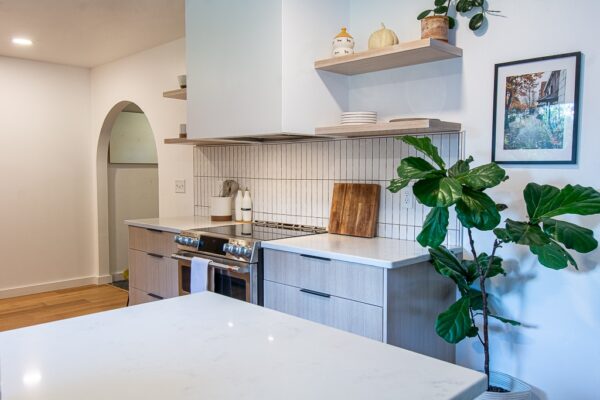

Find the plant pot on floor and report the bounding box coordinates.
[476,372,532,400]
[421,16,449,42]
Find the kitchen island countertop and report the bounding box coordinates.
[262,233,463,269]
[0,292,485,400]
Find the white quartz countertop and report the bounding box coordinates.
[262,233,462,269]
[0,293,486,400]
[124,216,240,233]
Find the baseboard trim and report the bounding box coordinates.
[0,275,114,299]
[110,271,126,282]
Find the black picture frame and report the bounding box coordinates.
[491,52,582,165]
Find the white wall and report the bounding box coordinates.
[0,56,96,295]
[108,164,158,276]
[91,38,193,280]
[348,1,600,398]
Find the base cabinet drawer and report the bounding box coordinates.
[129,288,161,306]
[129,249,179,299]
[128,226,177,257]
[264,249,383,306]
[264,280,383,341]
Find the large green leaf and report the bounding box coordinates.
[414,177,463,207]
[455,187,501,230]
[396,157,443,180]
[387,178,411,193]
[448,156,473,178]
[504,219,550,246]
[429,246,469,294]
[417,207,449,248]
[490,314,521,326]
[456,163,507,190]
[399,136,446,169]
[531,240,578,270]
[524,183,600,222]
[543,219,598,253]
[462,260,480,285]
[477,252,505,279]
[435,297,473,344]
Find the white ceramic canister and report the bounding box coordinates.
[241,189,252,222]
[210,196,233,221]
[234,190,243,222]
[332,27,355,57]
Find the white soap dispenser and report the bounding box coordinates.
[234,189,243,222]
[242,188,253,222]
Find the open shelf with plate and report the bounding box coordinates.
[315,119,461,138]
[314,38,462,76]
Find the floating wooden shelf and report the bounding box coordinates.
[314,38,462,75]
[315,119,461,138]
[163,88,187,100]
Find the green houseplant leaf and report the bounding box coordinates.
[414,177,463,207]
[531,241,578,270]
[456,187,501,231]
[436,297,473,343]
[469,13,485,31]
[429,246,469,294]
[399,136,446,169]
[542,219,598,253]
[504,219,550,246]
[397,157,443,180]
[524,183,600,222]
[387,178,411,193]
[417,207,449,248]
[456,163,507,190]
[448,156,474,177]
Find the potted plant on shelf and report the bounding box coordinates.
[418,0,500,42]
[388,136,600,398]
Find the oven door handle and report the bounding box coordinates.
[171,253,244,273]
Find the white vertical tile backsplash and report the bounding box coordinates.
[193,133,463,247]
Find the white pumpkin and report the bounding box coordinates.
[368,23,399,50]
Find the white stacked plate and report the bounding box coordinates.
[341,111,377,125]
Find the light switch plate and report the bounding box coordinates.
[175,180,186,193]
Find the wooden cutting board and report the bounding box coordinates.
[328,183,380,238]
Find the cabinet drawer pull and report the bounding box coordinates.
[147,293,164,300]
[300,288,331,298]
[147,228,162,233]
[300,254,331,262]
[147,253,164,259]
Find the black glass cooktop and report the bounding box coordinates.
[199,221,327,241]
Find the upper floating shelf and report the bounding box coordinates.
[314,38,462,75]
[315,119,461,138]
[163,88,187,100]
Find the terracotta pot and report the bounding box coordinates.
[421,16,449,42]
[475,372,532,400]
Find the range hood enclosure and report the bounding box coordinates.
[186,0,349,139]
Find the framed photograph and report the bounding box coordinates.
[492,52,581,164]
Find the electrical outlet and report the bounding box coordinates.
[175,180,186,193]
[401,185,414,209]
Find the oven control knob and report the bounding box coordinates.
[241,247,252,259]
[223,243,234,254]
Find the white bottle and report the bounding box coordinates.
[234,190,243,222]
[242,189,252,222]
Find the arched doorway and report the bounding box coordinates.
[97,101,159,284]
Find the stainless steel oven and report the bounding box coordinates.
[171,252,257,304]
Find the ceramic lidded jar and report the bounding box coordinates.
[332,27,355,57]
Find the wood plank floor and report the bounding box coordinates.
[0,285,128,332]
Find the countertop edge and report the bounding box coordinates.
[124,220,182,233]
[261,240,464,269]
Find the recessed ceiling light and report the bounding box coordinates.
[12,37,33,46]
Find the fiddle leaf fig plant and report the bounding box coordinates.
[417,0,501,32]
[388,136,600,389]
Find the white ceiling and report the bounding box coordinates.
[0,0,185,68]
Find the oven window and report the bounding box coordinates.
[214,270,247,301]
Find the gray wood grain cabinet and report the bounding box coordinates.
[263,249,455,362]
